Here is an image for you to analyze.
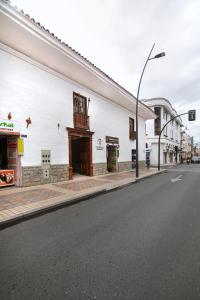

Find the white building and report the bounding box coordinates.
[0,0,155,187]
[181,131,192,161]
[143,98,182,166]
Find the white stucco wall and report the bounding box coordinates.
[0,48,147,167]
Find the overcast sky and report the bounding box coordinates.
[12,0,200,142]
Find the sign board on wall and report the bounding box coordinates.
[96,138,104,150]
[105,136,119,144]
[0,170,15,187]
[0,119,20,135]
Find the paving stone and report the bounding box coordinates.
[54,179,109,191]
[0,189,63,210]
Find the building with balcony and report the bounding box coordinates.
[0,0,155,187]
[143,98,182,166]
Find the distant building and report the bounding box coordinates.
[181,131,192,161]
[143,98,182,166]
[192,142,200,157]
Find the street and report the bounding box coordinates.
[1,164,200,300]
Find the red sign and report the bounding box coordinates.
[0,170,15,187]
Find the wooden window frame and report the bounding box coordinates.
[129,117,136,140]
[73,92,89,130]
[73,92,88,116]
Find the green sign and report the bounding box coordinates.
[188,110,196,121]
[0,122,14,128]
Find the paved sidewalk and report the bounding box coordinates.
[0,168,163,226]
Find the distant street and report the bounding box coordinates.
[1,164,200,300]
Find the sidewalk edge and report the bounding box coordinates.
[0,170,166,229]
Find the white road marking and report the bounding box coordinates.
[171,174,183,183]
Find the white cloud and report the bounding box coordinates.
[12,0,200,141]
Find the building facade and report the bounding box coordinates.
[0,0,155,187]
[143,98,182,166]
[181,131,192,161]
[192,142,200,157]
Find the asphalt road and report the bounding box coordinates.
[1,164,200,300]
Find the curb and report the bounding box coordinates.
[135,169,166,183]
[0,170,166,229]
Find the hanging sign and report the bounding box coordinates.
[0,119,20,135]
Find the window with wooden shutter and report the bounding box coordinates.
[129,118,136,140]
[73,92,89,129]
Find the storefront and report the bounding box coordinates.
[0,118,22,187]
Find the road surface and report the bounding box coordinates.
[1,164,200,299]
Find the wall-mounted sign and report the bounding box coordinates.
[96,138,104,150]
[0,119,20,135]
[105,136,119,144]
[0,169,15,187]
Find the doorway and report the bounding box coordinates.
[131,149,136,169]
[0,135,19,187]
[107,145,118,172]
[72,136,90,176]
[68,127,94,180]
[164,152,167,164]
[0,136,8,169]
[170,152,173,163]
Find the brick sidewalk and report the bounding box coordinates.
[0,168,161,226]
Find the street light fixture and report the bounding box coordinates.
[135,44,165,178]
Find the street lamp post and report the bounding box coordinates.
[135,44,165,178]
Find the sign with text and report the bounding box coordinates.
[105,136,119,144]
[0,119,20,135]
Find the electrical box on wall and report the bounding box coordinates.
[41,150,51,165]
[43,167,50,179]
[41,150,51,179]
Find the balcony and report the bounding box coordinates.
[130,131,136,140]
[74,113,89,130]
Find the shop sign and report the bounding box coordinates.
[0,119,20,135]
[0,170,15,187]
[105,136,119,144]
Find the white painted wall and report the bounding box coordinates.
[0,48,147,167]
